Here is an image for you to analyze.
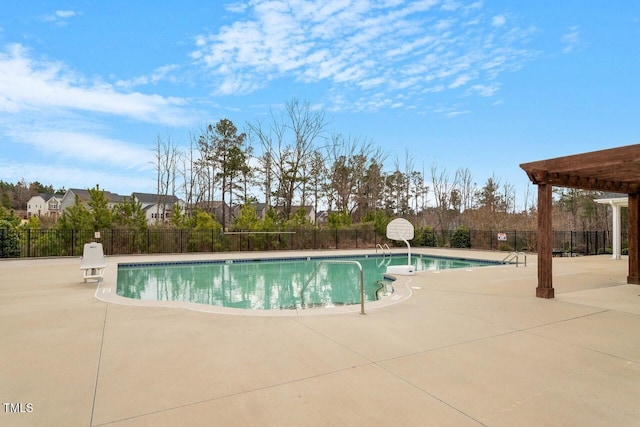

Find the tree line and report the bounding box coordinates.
[1,99,616,236]
[152,98,613,233]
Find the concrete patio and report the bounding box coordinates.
[1,249,639,426]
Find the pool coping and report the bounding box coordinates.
[96,248,510,316]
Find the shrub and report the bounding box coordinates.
[362,210,391,235]
[327,210,351,229]
[451,225,471,248]
[499,243,513,251]
[0,220,21,258]
[414,226,437,247]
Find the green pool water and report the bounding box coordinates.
[116,255,495,310]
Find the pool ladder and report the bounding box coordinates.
[503,251,527,267]
[300,260,365,315]
[376,243,391,257]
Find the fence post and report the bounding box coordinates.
[490,230,493,250]
[570,231,574,256]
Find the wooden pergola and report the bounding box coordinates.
[520,144,640,298]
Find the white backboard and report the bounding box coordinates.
[386,218,414,241]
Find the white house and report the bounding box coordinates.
[132,192,184,224]
[26,194,62,218]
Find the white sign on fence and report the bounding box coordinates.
[497,233,507,241]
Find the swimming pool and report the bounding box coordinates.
[117,254,497,310]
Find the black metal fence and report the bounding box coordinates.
[0,227,623,259]
[420,229,619,256]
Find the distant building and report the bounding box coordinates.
[233,203,269,220]
[190,200,230,225]
[288,205,316,223]
[131,192,184,224]
[26,194,62,219]
[59,188,124,212]
[234,203,316,224]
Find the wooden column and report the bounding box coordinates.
[628,193,640,284]
[537,183,554,298]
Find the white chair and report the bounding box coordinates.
[80,242,107,283]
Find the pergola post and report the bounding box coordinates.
[628,193,640,284]
[536,183,554,298]
[610,201,622,260]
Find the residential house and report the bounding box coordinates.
[131,192,184,224]
[235,203,316,224]
[60,188,124,212]
[189,200,234,226]
[233,203,269,221]
[288,205,316,224]
[315,210,331,225]
[26,194,62,219]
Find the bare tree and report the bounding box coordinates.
[454,167,475,212]
[177,132,200,210]
[195,125,220,212]
[249,99,327,217]
[430,162,454,229]
[247,119,276,208]
[153,132,179,223]
[280,99,327,215]
[303,149,327,219]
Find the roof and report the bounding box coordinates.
[132,192,180,205]
[67,188,124,203]
[520,143,640,194]
[37,193,61,201]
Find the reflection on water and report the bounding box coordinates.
[117,255,491,310]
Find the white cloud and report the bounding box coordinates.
[55,10,77,19]
[41,10,78,26]
[562,26,583,53]
[192,0,536,112]
[224,2,248,13]
[27,130,153,170]
[0,44,196,126]
[492,15,506,27]
[465,83,500,97]
[0,43,206,193]
[433,104,470,117]
[115,64,181,89]
[449,73,474,89]
[0,158,155,195]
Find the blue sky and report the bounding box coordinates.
[1,1,639,209]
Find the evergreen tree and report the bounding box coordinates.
[57,195,93,231]
[87,186,112,230]
[233,204,259,231]
[170,203,187,228]
[211,118,247,231]
[112,197,147,229]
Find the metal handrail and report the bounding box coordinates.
[502,251,527,267]
[301,260,365,315]
[376,243,391,257]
